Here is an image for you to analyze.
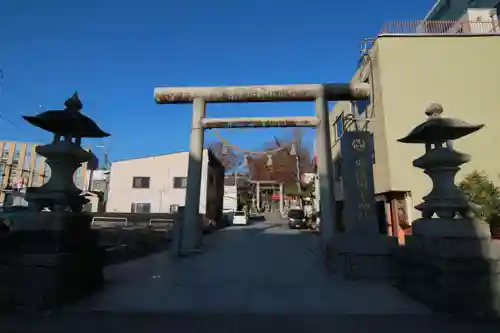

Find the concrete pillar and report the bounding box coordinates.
[279,182,284,217]
[404,192,413,223]
[181,97,206,253]
[390,198,399,239]
[315,96,336,246]
[314,175,320,213]
[256,182,260,211]
[385,200,392,235]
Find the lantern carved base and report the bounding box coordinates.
[395,217,500,317]
[25,141,93,213]
[326,234,399,280]
[0,212,104,311]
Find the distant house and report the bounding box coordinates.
[106,149,224,221]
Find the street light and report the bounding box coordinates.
[94,144,109,169]
[88,143,109,192]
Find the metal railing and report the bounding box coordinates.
[91,215,178,230]
[379,19,500,36]
[91,216,128,227]
[148,218,174,226]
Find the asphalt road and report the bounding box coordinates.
[1,220,496,332]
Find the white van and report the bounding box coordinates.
[232,211,249,225]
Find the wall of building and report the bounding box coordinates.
[329,34,500,232]
[223,186,238,213]
[106,150,210,214]
[425,0,500,20]
[376,35,500,215]
[330,40,392,200]
[87,169,109,192]
[205,152,224,221]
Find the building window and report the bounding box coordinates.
[132,176,150,189]
[333,114,344,140]
[2,144,10,160]
[12,144,20,165]
[131,202,151,213]
[23,147,32,170]
[169,204,179,213]
[173,177,187,189]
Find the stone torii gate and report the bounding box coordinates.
[154,83,370,255]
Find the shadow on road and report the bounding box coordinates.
[1,220,497,332]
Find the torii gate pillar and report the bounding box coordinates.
[182,97,206,251]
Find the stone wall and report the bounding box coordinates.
[395,231,500,316]
[0,212,103,311]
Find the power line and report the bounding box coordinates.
[0,69,46,142]
[208,129,288,156]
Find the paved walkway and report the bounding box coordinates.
[66,220,429,314]
[2,221,490,332]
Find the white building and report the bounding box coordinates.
[106,150,224,220]
[223,186,237,213]
[86,169,110,192]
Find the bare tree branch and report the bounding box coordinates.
[207,141,243,172]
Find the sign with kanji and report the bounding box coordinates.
[340,131,378,233]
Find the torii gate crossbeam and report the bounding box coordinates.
[154,83,370,256]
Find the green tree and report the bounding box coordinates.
[458,171,500,223]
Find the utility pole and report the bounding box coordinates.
[95,142,110,169]
[290,143,302,208]
[89,142,109,192]
[234,170,240,213]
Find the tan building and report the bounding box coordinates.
[330,14,500,235]
[0,140,91,205]
[106,149,225,221]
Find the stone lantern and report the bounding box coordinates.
[396,103,499,317]
[0,92,110,310]
[23,92,110,212]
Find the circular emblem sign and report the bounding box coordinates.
[352,138,366,151]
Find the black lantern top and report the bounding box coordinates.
[23,92,110,138]
[398,104,483,144]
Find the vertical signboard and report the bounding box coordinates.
[340,131,378,233]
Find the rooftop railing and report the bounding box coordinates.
[379,19,500,35]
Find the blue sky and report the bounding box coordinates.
[0,0,434,163]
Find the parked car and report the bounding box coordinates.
[288,209,306,229]
[232,211,249,226]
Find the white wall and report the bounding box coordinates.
[223,185,237,212]
[106,150,209,213]
[85,194,100,212]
